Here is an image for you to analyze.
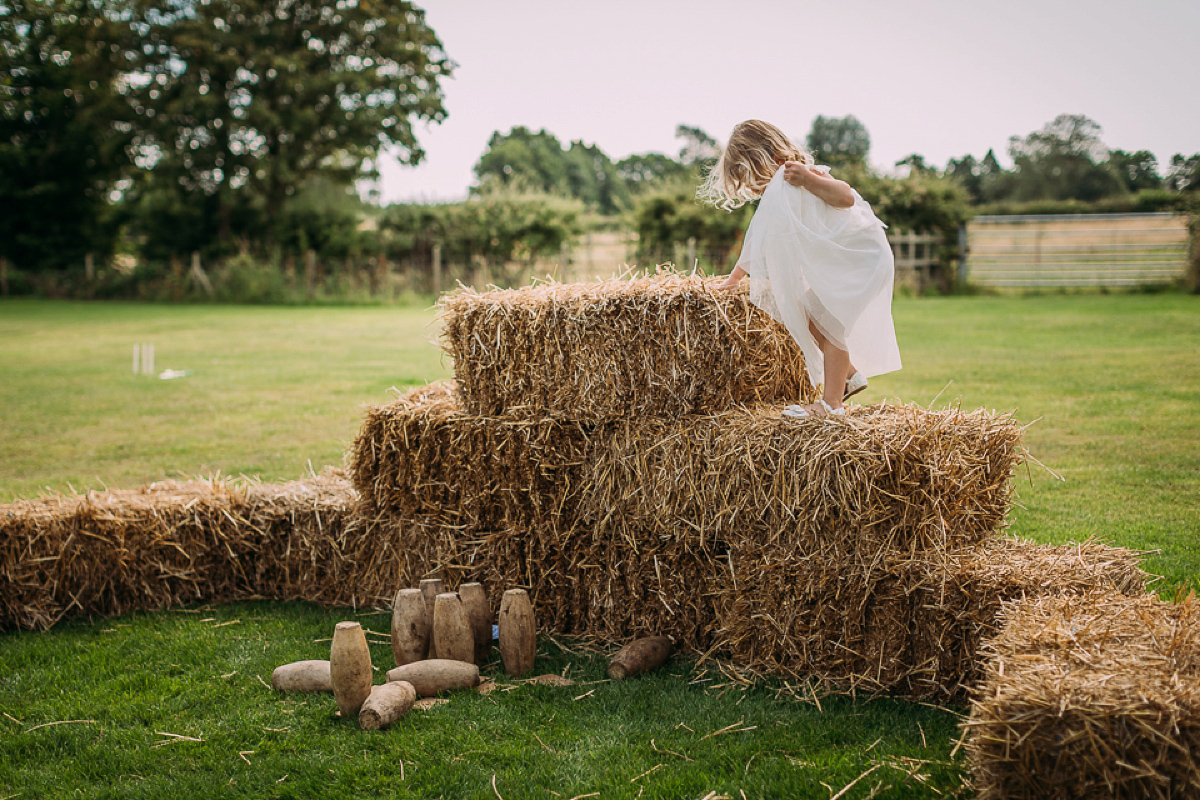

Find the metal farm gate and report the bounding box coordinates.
[963,213,1191,288]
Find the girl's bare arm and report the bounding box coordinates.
[782,162,855,209]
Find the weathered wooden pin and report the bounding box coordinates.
[270,659,332,692]
[419,578,445,656]
[330,621,373,718]
[358,681,417,730]
[391,587,429,666]
[432,592,475,664]
[607,636,673,680]
[498,588,536,677]
[458,582,492,664]
[385,659,481,697]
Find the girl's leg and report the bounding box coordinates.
[805,321,854,414]
[807,321,859,381]
[819,344,851,411]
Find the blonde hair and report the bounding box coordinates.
[697,119,813,210]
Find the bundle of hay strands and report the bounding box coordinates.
[579,401,1026,564]
[965,591,1200,799]
[439,270,817,421]
[706,537,1149,698]
[349,382,592,528]
[350,390,1027,566]
[245,470,362,605]
[0,479,254,631]
[904,537,1150,699]
[0,471,369,630]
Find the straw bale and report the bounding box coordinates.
[0,479,255,630]
[350,388,1026,565]
[439,271,817,420]
[905,537,1151,699]
[244,470,362,605]
[578,401,1026,563]
[329,511,489,609]
[349,382,591,527]
[699,537,1148,698]
[965,591,1200,799]
[473,520,724,650]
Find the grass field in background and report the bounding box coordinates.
[2,292,1198,798]
[0,300,447,499]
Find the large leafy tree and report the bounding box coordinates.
[125,0,452,250]
[0,0,133,272]
[615,152,687,191]
[1165,153,1200,192]
[1007,114,1122,202]
[474,126,629,213]
[806,114,870,167]
[475,127,574,195]
[1106,149,1162,193]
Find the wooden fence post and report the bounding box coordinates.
[432,242,443,295]
[375,253,387,296]
[559,241,572,283]
[85,252,95,281]
[190,251,214,296]
[0,256,8,297]
[305,249,317,299]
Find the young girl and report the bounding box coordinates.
[698,119,901,417]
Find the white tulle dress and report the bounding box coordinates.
[736,165,901,389]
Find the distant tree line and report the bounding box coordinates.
[3,0,1197,297]
[465,113,1198,281]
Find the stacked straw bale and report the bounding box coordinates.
[707,538,1149,696]
[440,272,817,420]
[244,471,364,605]
[0,471,363,630]
[350,382,591,527]
[348,349,1148,695]
[345,271,1158,696]
[905,538,1151,698]
[966,591,1200,799]
[0,479,256,630]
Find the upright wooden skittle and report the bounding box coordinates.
[391,587,429,666]
[432,592,475,664]
[419,578,445,656]
[330,621,373,718]
[498,588,536,677]
[458,582,492,664]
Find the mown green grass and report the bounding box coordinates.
[0,300,447,500]
[0,602,964,799]
[2,293,1198,798]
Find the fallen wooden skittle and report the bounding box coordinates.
[459,582,492,664]
[419,578,445,656]
[384,659,480,697]
[433,592,475,664]
[271,659,332,692]
[391,587,429,666]
[330,621,373,717]
[358,681,417,730]
[607,636,673,680]
[498,588,536,677]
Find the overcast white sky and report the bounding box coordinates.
[373,0,1200,204]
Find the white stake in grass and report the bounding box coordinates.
[133,343,155,376]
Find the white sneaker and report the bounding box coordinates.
[844,371,868,401]
[783,400,845,418]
